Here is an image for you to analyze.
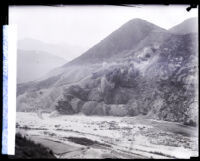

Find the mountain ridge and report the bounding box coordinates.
[169,17,198,35]
[17,18,198,126]
[64,18,167,66]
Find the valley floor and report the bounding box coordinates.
[16,112,198,159]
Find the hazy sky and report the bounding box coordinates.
[9,5,198,54]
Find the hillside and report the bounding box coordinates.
[65,18,167,66]
[17,18,198,126]
[169,17,198,35]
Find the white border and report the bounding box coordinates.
[7,25,17,155]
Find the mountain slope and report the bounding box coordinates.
[17,18,198,126]
[65,18,167,66]
[17,50,67,83]
[169,17,198,35]
[25,18,168,85]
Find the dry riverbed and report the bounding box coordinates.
[16,112,198,159]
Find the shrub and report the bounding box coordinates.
[184,119,197,127]
[55,99,75,114]
[65,85,89,101]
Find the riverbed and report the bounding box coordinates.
[16,112,198,159]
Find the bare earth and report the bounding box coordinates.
[16,112,198,159]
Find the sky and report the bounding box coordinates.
[9,5,198,59]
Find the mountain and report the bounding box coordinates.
[17,18,198,126]
[65,18,167,66]
[17,50,67,83]
[169,17,198,35]
[18,38,88,60]
[17,18,168,94]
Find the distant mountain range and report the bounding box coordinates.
[18,38,87,60]
[17,17,198,126]
[17,50,67,83]
[17,38,89,83]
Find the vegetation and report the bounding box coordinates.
[55,98,75,114]
[17,18,198,127]
[9,133,56,159]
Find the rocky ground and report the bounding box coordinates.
[16,112,198,159]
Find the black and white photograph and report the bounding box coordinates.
[9,4,198,159]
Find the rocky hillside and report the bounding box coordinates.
[17,18,198,126]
